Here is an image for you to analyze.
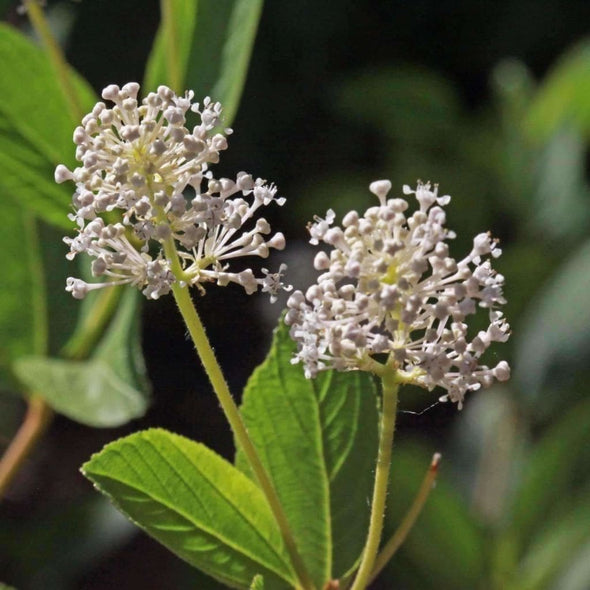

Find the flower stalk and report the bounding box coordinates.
[350,370,400,590]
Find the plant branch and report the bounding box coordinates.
[0,395,53,499]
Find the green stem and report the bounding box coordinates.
[368,453,441,584]
[162,240,314,590]
[24,0,83,120]
[160,0,182,92]
[350,372,400,590]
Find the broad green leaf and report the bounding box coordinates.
[383,443,486,589]
[0,206,77,392]
[515,493,590,590]
[514,239,590,406]
[82,429,296,589]
[0,204,45,389]
[144,0,263,126]
[250,575,264,589]
[526,40,590,141]
[13,289,150,427]
[507,396,590,545]
[236,321,379,587]
[0,23,96,227]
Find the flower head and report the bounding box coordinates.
[57,83,288,300]
[285,180,510,408]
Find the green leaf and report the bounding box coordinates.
[143,0,197,93]
[526,39,590,141]
[250,575,264,589]
[203,0,263,125]
[236,321,379,587]
[82,429,296,589]
[144,0,263,126]
[0,204,44,389]
[0,206,77,392]
[13,289,150,427]
[507,396,590,545]
[0,23,96,228]
[514,239,590,406]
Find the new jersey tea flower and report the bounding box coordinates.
[285,180,510,407]
[57,83,288,301]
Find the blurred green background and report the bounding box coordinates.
[1,1,590,588]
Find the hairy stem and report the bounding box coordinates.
[170,282,315,589]
[369,453,441,584]
[350,372,400,590]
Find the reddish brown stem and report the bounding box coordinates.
[0,395,53,500]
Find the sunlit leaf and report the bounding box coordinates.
[82,429,296,589]
[236,320,379,586]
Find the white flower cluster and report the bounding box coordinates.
[285,180,510,407]
[57,83,289,300]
